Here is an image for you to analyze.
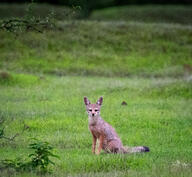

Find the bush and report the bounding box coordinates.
[0,139,59,173]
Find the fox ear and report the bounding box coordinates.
[96,96,103,106]
[84,97,91,105]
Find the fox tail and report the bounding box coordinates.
[122,146,150,153]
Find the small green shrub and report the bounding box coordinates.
[0,139,59,173]
[29,139,59,172]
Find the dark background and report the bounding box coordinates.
[1,0,192,4]
[1,0,192,18]
[1,0,192,17]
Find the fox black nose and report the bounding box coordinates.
[92,113,95,116]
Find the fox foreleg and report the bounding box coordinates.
[96,135,104,155]
[92,134,97,154]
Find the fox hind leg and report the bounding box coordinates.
[104,140,124,153]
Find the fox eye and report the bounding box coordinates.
[95,109,98,112]
[89,109,92,112]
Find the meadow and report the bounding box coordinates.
[0,4,192,177]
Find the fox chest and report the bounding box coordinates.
[89,125,104,138]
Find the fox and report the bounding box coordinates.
[84,96,150,155]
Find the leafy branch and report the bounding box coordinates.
[0,1,55,33]
[0,117,29,141]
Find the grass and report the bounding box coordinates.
[0,3,192,177]
[0,20,192,77]
[0,74,192,176]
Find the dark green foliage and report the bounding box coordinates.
[0,72,12,85]
[0,1,56,33]
[0,139,59,172]
[0,117,7,140]
[0,117,6,140]
[0,3,75,20]
[0,126,5,139]
[1,158,29,171]
[66,0,115,17]
[1,1,192,17]
[28,139,59,172]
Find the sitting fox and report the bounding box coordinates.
[84,96,150,155]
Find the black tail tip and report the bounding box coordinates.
[143,146,150,152]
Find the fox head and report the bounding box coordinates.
[84,96,103,119]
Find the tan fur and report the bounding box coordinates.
[84,96,150,155]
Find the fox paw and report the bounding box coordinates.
[96,151,100,155]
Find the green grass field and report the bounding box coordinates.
[0,3,192,177]
[0,74,192,176]
[1,21,192,77]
